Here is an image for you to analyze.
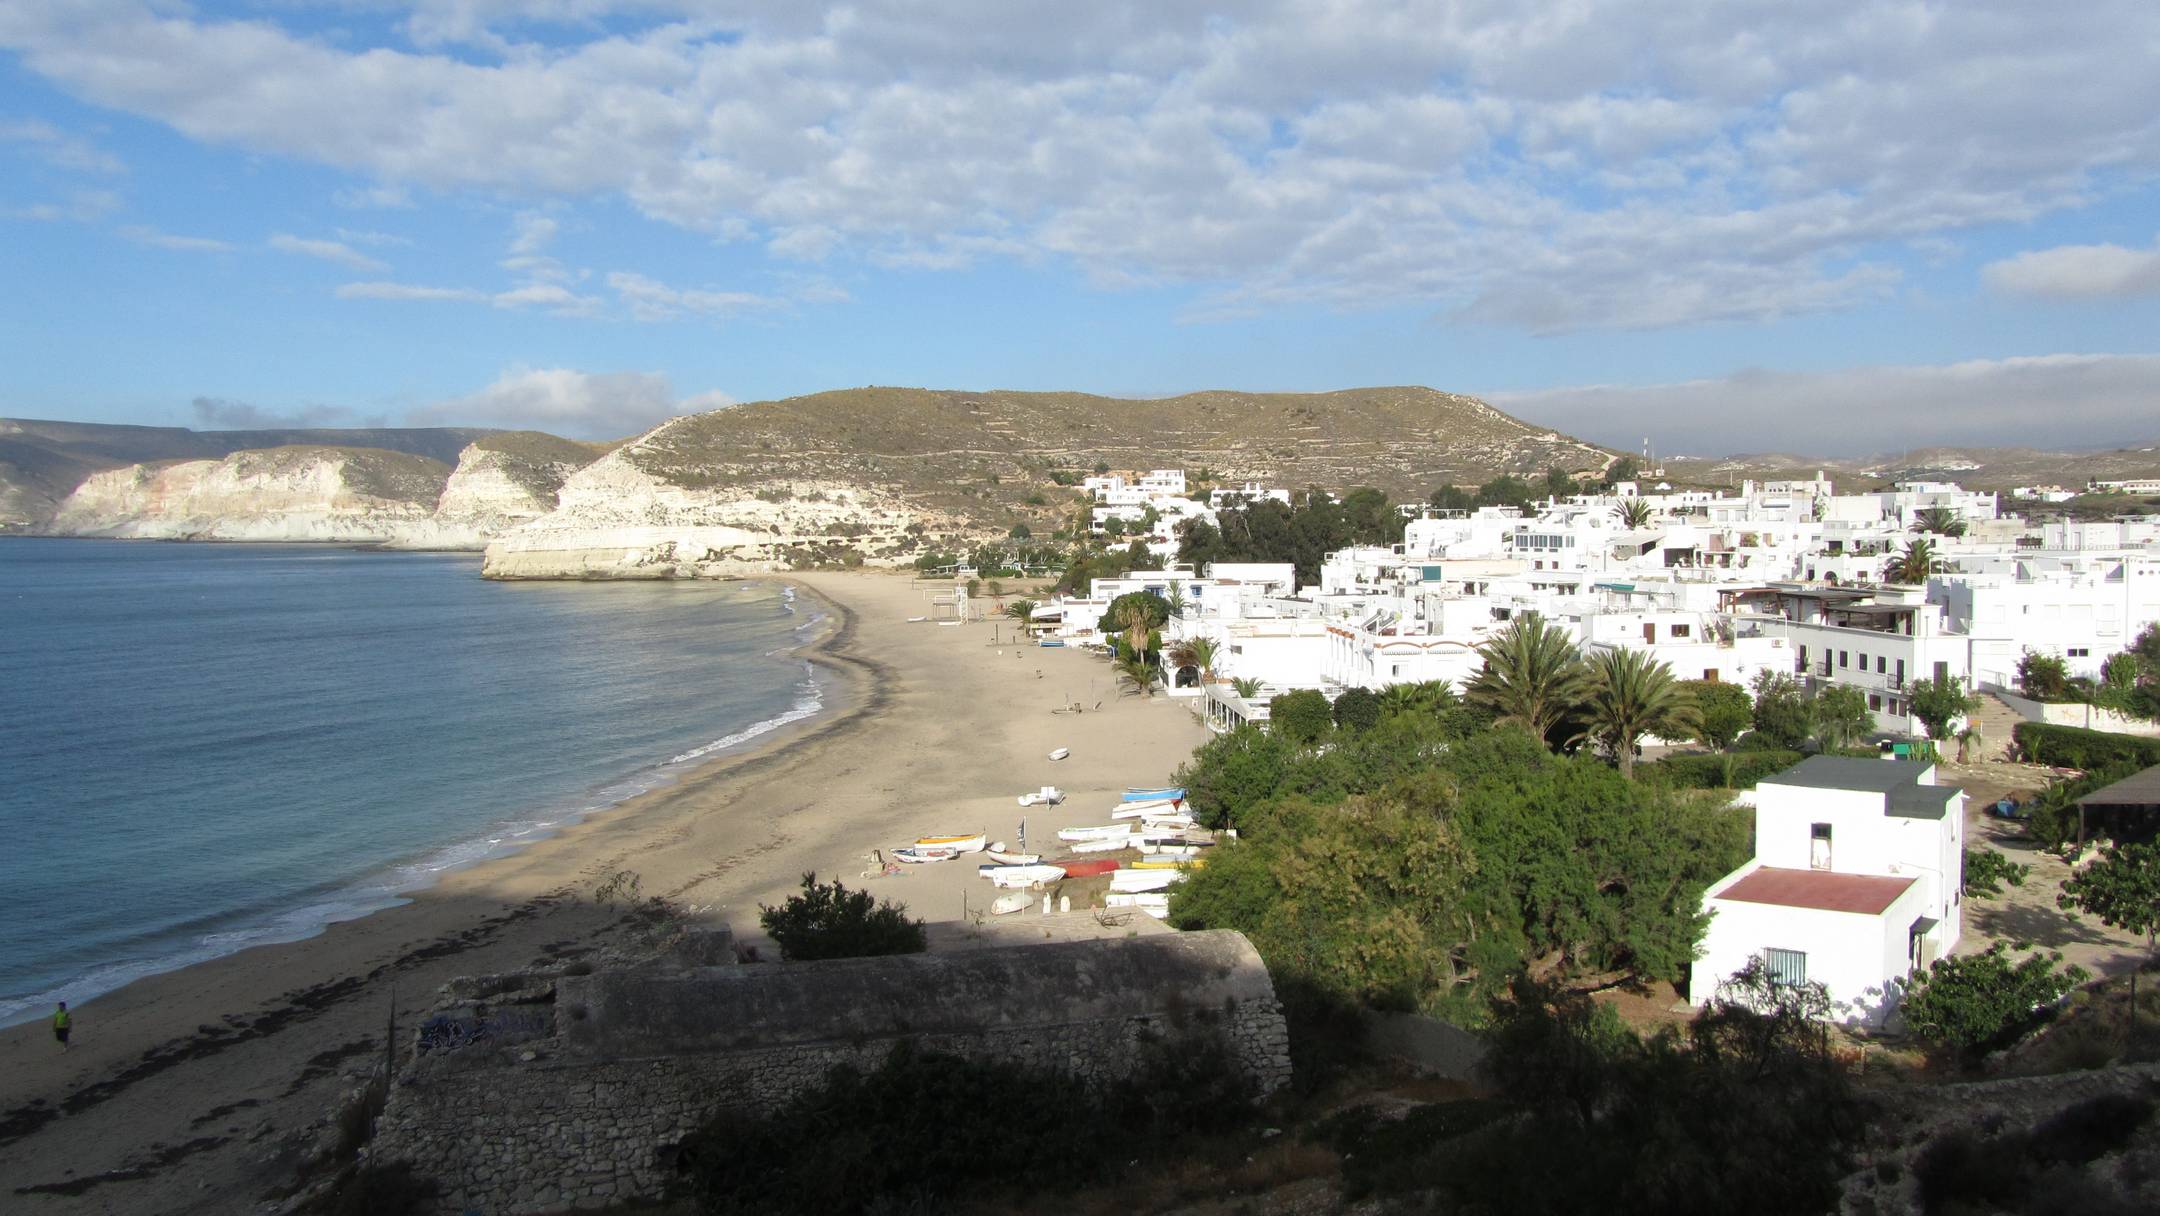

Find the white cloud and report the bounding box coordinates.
[336,281,487,302]
[332,183,413,210]
[407,366,722,438]
[4,187,120,222]
[606,270,771,321]
[119,224,232,252]
[1489,353,2160,457]
[1982,239,2160,300]
[13,1,2159,330]
[334,227,413,248]
[269,233,387,272]
[0,116,123,174]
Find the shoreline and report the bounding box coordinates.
[0,569,1208,1214]
[0,558,849,1031]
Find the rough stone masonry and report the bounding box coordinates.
[370,929,1290,1214]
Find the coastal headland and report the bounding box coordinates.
[0,570,1208,1214]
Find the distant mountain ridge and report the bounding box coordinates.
[1663,439,2160,492]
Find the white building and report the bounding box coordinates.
[1757,584,1973,736]
[1690,756,1964,1028]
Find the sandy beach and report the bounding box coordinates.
[0,570,1209,1214]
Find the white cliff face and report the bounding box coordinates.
[482,421,923,579]
[48,448,445,542]
[379,441,593,550]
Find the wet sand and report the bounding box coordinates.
[0,570,1209,1213]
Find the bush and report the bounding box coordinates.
[1682,680,1753,749]
[2013,722,2160,769]
[1642,749,1803,790]
[1268,689,1332,743]
[758,873,926,961]
[676,1040,1255,1215]
[1332,686,1383,733]
[1962,848,2031,898]
[2018,650,2071,700]
[1913,1093,2157,1215]
[1899,943,2087,1063]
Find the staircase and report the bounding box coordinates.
[1965,693,2027,763]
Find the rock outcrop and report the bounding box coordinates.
[45,434,603,548]
[49,446,452,542]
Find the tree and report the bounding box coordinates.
[1812,684,1874,750]
[1332,686,1384,733]
[1613,498,1653,529]
[1898,943,2087,1062]
[1961,848,2031,899]
[1883,536,1945,584]
[1381,679,1458,718]
[1115,652,1161,698]
[1748,670,1815,750]
[2102,651,2140,690]
[1581,649,1699,779]
[1683,680,1753,749]
[2059,841,2160,956]
[1909,673,1978,741]
[759,872,927,961]
[1165,635,1220,686]
[1007,522,1032,539]
[1912,506,1968,537]
[1466,614,1589,745]
[1956,724,1985,764]
[1600,455,1640,489]
[1231,676,1263,699]
[1004,598,1037,626]
[1477,473,1536,509]
[2017,649,2069,700]
[1267,689,1332,743]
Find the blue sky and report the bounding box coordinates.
[3,2,2158,456]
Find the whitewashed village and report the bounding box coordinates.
[975,463,2160,1036]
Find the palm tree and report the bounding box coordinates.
[1165,636,1221,686]
[1466,614,1590,745]
[1883,537,1945,584]
[1614,498,1654,529]
[1581,649,1699,779]
[1912,506,1967,538]
[1231,676,1263,699]
[1956,724,1986,765]
[1380,679,1457,717]
[1004,598,1038,627]
[1115,652,1160,698]
[1165,583,1188,617]
[1112,600,1156,660]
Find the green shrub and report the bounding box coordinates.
[1961,848,2031,898]
[1268,688,1332,743]
[676,1040,1255,1215]
[1331,685,1383,732]
[1642,749,1802,790]
[758,873,926,961]
[2013,722,2160,769]
[1899,943,2087,1063]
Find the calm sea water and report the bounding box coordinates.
[0,540,825,1026]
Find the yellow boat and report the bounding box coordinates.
[1130,857,1203,871]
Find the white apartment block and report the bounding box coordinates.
[1690,756,1964,1028]
[1932,554,2160,686]
[1756,584,1973,737]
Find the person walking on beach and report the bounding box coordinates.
[52,1002,71,1051]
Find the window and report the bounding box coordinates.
[1877,656,1888,674]
[1671,623,1691,638]
[1763,948,1808,986]
[1869,693,1882,711]
[1703,669,1719,682]
[1839,650,1849,668]
[2068,647,2090,658]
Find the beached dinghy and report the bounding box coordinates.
[1111,868,1182,893]
[914,832,987,854]
[1122,787,1186,802]
[1057,823,1131,843]
[984,849,1041,865]
[1017,786,1066,807]
[1069,837,1133,854]
[1111,798,1184,819]
[1130,856,1203,871]
[892,846,958,864]
[1104,892,1171,915]
[1047,747,1070,761]
[1138,843,1201,859]
[1056,858,1120,878]
[979,864,1068,888]
[1139,817,1197,834]
[990,892,1031,915]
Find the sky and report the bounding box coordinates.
[1,1,2157,456]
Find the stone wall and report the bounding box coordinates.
[370,930,1288,1214]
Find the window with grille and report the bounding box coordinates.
[1763,948,1808,986]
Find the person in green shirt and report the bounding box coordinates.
[52,1002,71,1051]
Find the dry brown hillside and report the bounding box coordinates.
[628,385,1615,518]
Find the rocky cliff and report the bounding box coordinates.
[46,434,602,547]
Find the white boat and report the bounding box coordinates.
[979,864,1068,889]
[1111,798,1182,819]
[1068,836,1131,853]
[984,849,1041,865]
[1138,843,1200,859]
[1104,892,1171,915]
[1122,787,1186,802]
[990,892,1031,915]
[914,832,987,854]
[1017,786,1066,807]
[1056,823,1132,843]
[892,846,957,864]
[1130,856,1202,871]
[1047,747,1070,761]
[1139,817,1197,833]
[1111,869,1183,893]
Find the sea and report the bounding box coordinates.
[0,539,828,1027]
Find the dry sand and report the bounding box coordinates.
[0,571,1209,1213]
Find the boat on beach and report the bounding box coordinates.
[1017,786,1066,807]
[1111,798,1183,819]
[984,849,1041,864]
[1056,823,1131,843]
[914,832,987,853]
[1130,856,1203,871]
[1047,747,1070,761]
[1122,787,1186,802]
[990,892,1031,915]
[1111,869,1182,892]
[1104,892,1170,915]
[1068,837,1130,853]
[1056,858,1120,878]
[979,863,1068,888]
[892,846,958,864]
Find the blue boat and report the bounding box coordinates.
[1122,787,1186,802]
[1038,639,1065,647]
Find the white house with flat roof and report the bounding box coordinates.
[1690,756,1964,1028]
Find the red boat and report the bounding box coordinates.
[1055,858,1120,878]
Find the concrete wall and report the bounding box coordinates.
[370,931,1290,1215]
[1989,685,2160,738]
